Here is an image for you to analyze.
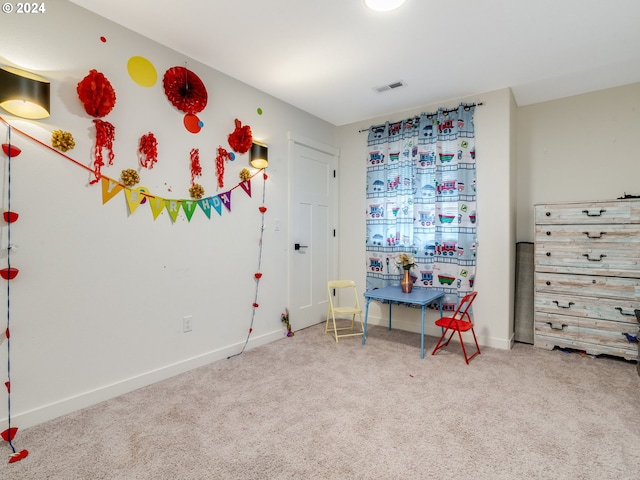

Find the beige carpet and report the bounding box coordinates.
[2,323,639,480]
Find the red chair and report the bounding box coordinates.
[431,291,480,364]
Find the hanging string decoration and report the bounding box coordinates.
[138,132,158,169]
[77,70,117,185]
[190,148,202,185]
[227,118,252,154]
[216,146,232,189]
[2,126,29,463]
[120,169,140,188]
[91,119,115,184]
[51,130,75,152]
[188,148,204,199]
[162,66,208,114]
[228,172,269,359]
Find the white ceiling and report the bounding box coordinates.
[69,0,640,126]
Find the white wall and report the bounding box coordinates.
[0,1,337,429]
[516,82,640,241]
[337,88,517,351]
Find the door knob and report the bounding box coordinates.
[294,243,308,250]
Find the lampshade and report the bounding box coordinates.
[0,66,50,119]
[250,142,268,169]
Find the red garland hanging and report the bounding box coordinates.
[216,146,232,188]
[190,148,202,185]
[162,66,208,114]
[90,119,115,184]
[228,118,252,154]
[138,132,158,169]
[76,69,116,118]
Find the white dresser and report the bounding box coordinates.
[534,200,640,361]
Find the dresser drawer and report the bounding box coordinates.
[535,312,638,360]
[535,291,640,322]
[535,272,640,301]
[535,241,640,277]
[535,224,640,244]
[535,201,638,225]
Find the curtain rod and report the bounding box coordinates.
[358,102,483,133]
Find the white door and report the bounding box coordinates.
[289,135,338,330]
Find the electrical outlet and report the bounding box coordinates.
[183,315,193,333]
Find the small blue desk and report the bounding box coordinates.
[362,286,445,359]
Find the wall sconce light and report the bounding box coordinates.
[250,142,268,169]
[0,66,51,119]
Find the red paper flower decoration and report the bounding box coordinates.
[228,119,252,154]
[163,66,208,114]
[77,69,116,118]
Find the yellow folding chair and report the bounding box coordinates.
[325,280,364,342]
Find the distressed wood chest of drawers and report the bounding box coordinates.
[534,200,640,361]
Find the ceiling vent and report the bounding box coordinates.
[374,80,407,93]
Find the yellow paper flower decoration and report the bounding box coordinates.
[51,130,76,152]
[239,168,251,182]
[121,169,140,187]
[189,183,205,199]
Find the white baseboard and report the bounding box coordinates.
[6,329,285,430]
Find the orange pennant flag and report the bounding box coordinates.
[101,177,123,204]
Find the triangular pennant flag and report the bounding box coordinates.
[182,200,197,222]
[124,186,149,214]
[209,196,223,216]
[165,199,181,222]
[148,196,166,220]
[219,191,232,212]
[198,198,212,219]
[239,180,252,197]
[101,177,124,204]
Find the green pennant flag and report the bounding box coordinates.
[182,200,197,222]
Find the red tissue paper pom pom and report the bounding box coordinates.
[163,66,208,114]
[77,69,116,118]
[228,119,252,154]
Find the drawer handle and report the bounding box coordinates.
[546,231,551,236]
[582,209,606,217]
[553,300,574,309]
[546,322,567,331]
[546,252,551,257]
[615,307,636,317]
[583,231,606,239]
[582,253,606,262]
[545,212,551,217]
[546,281,551,286]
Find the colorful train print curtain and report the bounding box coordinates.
[365,103,477,309]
